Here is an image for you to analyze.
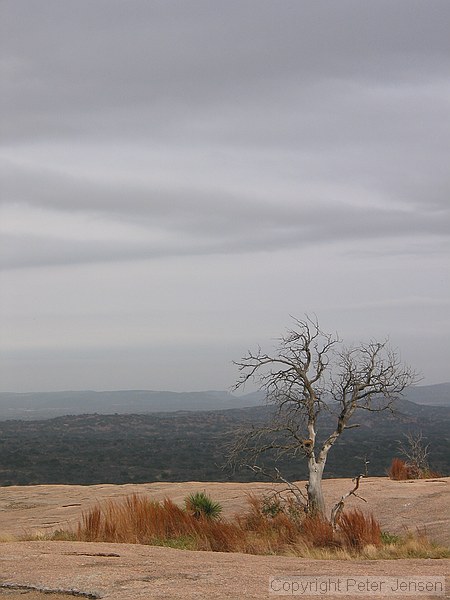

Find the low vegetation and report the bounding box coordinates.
[42,492,449,560]
[388,432,443,480]
[388,457,442,481]
[185,491,223,520]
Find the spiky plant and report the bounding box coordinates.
[185,491,223,520]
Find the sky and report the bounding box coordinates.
[0,0,449,393]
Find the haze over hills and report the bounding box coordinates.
[0,383,448,420]
[403,382,450,406]
[0,389,265,420]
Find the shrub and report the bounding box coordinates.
[381,531,400,545]
[185,492,223,520]
[417,468,443,479]
[260,494,284,518]
[260,493,304,523]
[236,494,302,553]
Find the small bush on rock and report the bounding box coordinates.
[185,492,223,520]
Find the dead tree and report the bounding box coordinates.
[231,316,417,518]
[399,431,430,478]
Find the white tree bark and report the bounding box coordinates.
[307,458,325,515]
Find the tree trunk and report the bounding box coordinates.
[307,460,325,517]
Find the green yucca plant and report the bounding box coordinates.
[185,491,223,520]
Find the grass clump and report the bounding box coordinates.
[388,457,442,480]
[72,494,240,552]
[388,457,410,480]
[381,530,400,545]
[337,508,382,550]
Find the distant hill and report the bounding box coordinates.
[0,382,448,421]
[0,389,265,420]
[0,397,448,486]
[404,382,450,406]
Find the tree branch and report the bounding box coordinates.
[330,475,366,529]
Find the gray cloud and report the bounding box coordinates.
[2,1,450,141]
[0,1,449,390]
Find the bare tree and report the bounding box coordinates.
[231,316,418,518]
[399,431,430,478]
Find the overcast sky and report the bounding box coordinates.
[1,1,449,393]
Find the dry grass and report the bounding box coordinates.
[301,515,336,548]
[234,494,303,554]
[388,458,410,480]
[75,494,241,552]
[388,458,442,480]
[39,492,449,560]
[337,508,381,549]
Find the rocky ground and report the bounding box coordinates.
[0,477,449,599]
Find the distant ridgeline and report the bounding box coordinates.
[0,385,448,486]
[0,389,265,420]
[0,383,448,421]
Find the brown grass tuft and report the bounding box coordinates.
[76,494,244,551]
[388,458,410,480]
[388,458,443,480]
[337,508,381,549]
[301,515,337,548]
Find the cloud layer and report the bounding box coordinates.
[1,1,449,390]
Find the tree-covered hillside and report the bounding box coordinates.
[0,401,448,486]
